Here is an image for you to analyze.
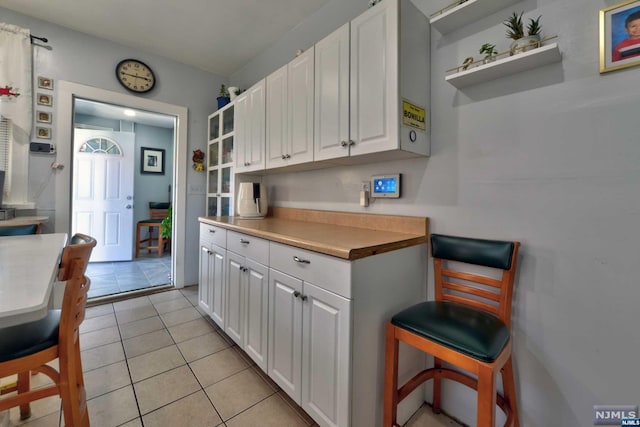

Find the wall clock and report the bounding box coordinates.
[115,59,156,93]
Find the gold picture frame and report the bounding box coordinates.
[600,0,640,73]
[36,126,51,139]
[36,93,52,106]
[36,110,52,124]
[37,76,53,90]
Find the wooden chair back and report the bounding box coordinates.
[430,233,520,327]
[148,202,170,220]
[58,233,97,281]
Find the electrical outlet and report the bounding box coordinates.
[361,181,371,193]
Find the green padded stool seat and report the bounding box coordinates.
[391,301,509,363]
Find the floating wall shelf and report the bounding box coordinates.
[445,43,562,88]
[430,0,519,34]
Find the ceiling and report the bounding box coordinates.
[0,0,331,76]
[74,99,175,128]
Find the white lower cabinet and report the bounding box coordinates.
[268,244,351,427]
[268,270,351,427]
[199,220,428,427]
[225,231,270,371]
[198,223,226,328]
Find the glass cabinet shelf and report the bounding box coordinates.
[206,102,235,217]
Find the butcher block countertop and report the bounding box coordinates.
[199,207,429,260]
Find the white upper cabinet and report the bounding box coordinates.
[266,48,315,169]
[314,23,351,162]
[235,79,266,173]
[350,1,399,157]
[316,0,430,164]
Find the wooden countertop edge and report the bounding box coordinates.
[199,209,429,260]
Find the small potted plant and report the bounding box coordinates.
[217,84,230,109]
[504,12,543,55]
[479,43,498,64]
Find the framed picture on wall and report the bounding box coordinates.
[141,147,165,175]
[36,126,51,139]
[36,110,52,124]
[600,0,640,73]
[36,93,53,106]
[37,76,54,90]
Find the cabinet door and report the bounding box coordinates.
[235,79,266,173]
[268,268,303,402]
[287,47,314,166]
[350,0,399,156]
[244,259,269,371]
[225,251,244,346]
[301,282,352,427]
[209,245,226,329]
[266,64,288,169]
[198,242,212,316]
[314,23,350,162]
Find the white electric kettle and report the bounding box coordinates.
[237,182,268,218]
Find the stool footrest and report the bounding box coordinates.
[397,366,513,424]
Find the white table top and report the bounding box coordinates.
[0,233,67,328]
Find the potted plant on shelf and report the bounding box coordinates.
[504,12,542,55]
[161,206,172,252]
[217,84,230,109]
[479,43,498,64]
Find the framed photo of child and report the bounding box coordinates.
[600,0,640,73]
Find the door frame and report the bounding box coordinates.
[54,80,188,287]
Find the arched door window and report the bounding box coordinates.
[78,137,122,155]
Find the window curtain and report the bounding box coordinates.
[0,23,32,137]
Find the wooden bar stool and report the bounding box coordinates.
[135,202,170,257]
[384,233,521,427]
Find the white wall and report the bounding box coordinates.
[234,0,640,425]
[2,7,225,285]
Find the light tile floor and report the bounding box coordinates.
[86,253,172,299]
[4,287,461,427]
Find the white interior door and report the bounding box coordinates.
[72,129,135,262]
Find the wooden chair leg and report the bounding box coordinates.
[158,231,163,257]
[135,224,142,258]
[60,345,89,427]
[383,323,400,427]
[502,356,520,427]
[477,366,496,427]
[432,357,443,414]
[17,372,31,420]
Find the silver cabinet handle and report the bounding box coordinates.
[293,256,310,264]
[285,154,291,159]
[125,204,132,209]
[281,155,286,160]
[202,247,210,254]
[240,239,250,244]
[293,291,301,298]
[340,140,348,147]
[209,229,216,233]
[349,140,355,146]
[301,295,308,302]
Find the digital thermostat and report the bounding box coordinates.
[371,174,401,198]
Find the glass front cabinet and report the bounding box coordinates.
[207,102,234,216]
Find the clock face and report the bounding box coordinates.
[116,59,156,93]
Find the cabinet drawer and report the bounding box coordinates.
[269,242,351,298]
[227,231,269,265]
[200,223,227,248]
